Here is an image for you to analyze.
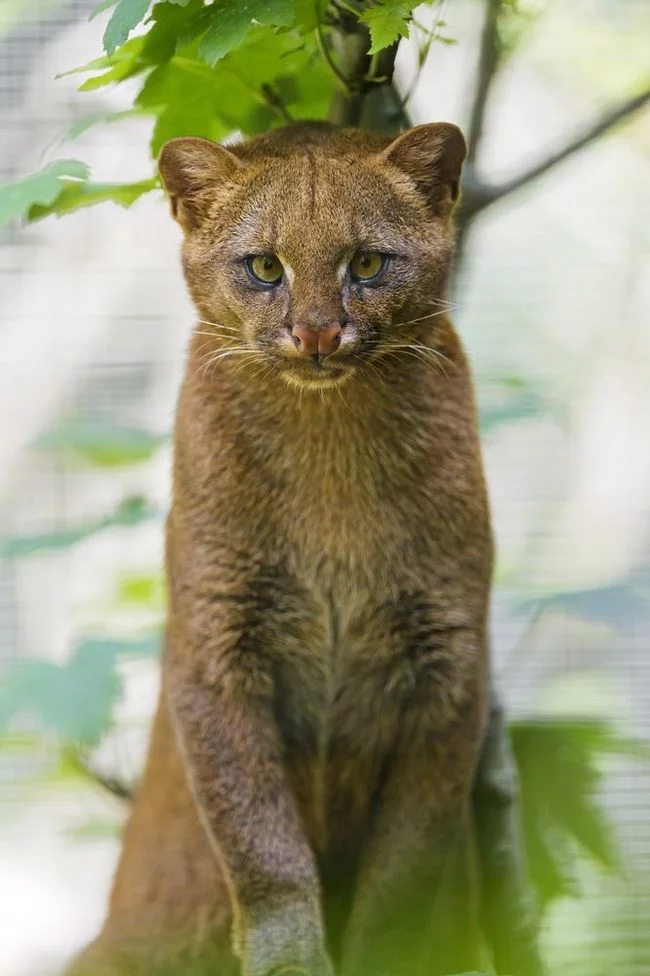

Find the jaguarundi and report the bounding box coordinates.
[65,121,542,976]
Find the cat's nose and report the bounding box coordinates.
[291,322,342,358]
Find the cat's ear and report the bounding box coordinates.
[158,137,244,231]
[382,123,466,215]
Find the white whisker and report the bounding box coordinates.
[196,318,240,333]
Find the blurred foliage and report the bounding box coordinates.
[0,3,649,975]
[37,419,168,467]
[0,494,159,557]
[0,634,160,745]
[511,719,648,907]
[0,0,449,227]
[520,582,650,632]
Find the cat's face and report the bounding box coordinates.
[159,124,465,391]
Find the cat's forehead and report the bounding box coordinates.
[225,151,420,258]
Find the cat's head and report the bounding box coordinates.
[159,122,465,391]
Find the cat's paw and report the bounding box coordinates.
[243,905,334,976]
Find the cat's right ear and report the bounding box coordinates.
[158,137,243,232]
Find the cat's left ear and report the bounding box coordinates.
[158,137,244,232]
[382,123,466,215]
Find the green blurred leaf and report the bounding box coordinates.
[138,59,236,154]
[90,0,119,20]
[116,573,165,608]
[0,657,120,744]
[27,176,158,222]
[111,494,160,526]
[292,0,328,32]
[74,37,147,89]
[0,632,161,745]
[479,389,549,433]
[37,421,167,467]
[1,525,102,558]
[0,495,159,558]
[0,160,89,228]
[520,583,650,631]
[140,0,209,63]
[103,0,151,55]
[46,110,145,154]
[360,1,415,55]
[198,0,296,67]
[66,821,122,840]
[509,719,644,906]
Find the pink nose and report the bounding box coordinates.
[291,322,342,358]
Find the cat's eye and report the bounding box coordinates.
[349,250,388,283]
[246,254,284,286]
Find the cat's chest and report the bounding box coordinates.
[275,429,433,578]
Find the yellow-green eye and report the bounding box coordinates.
[349,250,387,282]
[247,254,283,285]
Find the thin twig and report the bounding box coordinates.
[395,0,449,115]
[466,0,503,165]
[315,7,350,91]
[69,749,133,801]
[471,85,650,209]
[261,83,294,124]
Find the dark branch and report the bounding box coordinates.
[464,85,650,217]
[466,0,503,165]
[326,4,399,128]
[261,83,294,124]
[68,749,133,801]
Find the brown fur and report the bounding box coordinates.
[66,122,494,976]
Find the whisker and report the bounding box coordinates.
[192,347,261,380]
[193,330,244,341]
[196,318,240,333]
[194,345,257,372]
[354,353,389,388]
[393,307,454,330]
[379,343,451,378]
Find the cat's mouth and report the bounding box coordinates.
[281,357,356,391]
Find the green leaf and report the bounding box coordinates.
[0,632,161,744]
[116,573,165,608]
[57,53,116,77]
[27,177,158,222]
[520,583,650,631]
[509,719,640,906]
[141,0,209,64]
[1,525,106,558]
[138,62,229,154]
[0,159,89,229]
[479,390,549,432]
[292,0,328,32]
[0,495,159,559]
[49,110,142,150]
[360,1,415,55]
[37,421,168,467]
[66,821,122,840]
[90,0,119,20]
[0,657,120,745]
[60,37,146,90]
[103,0,151,55]
[198,0,296,67]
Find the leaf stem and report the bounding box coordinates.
[261,83,295,123]
[315,18,350,91]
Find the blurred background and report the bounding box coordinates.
[0,1,649,974]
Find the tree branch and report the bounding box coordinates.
[67,747,133,801]
[261,83,294,124]
[326,3,399,128]
[466,0,503,165]
[464,85,650,218]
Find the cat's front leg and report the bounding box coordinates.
[165,543,333,976]
[340,620,487,976]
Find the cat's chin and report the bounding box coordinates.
[281,365,355,392]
